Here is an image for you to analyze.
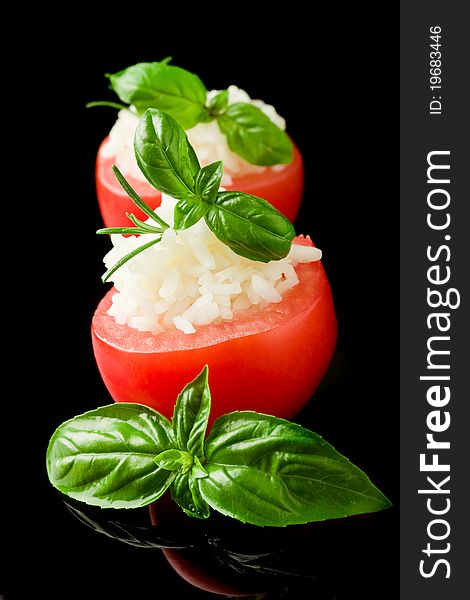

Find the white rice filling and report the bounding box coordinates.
[105,194,322,335]
[101,85,287,186]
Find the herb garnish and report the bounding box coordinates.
[87,58,293,166]
[98,109,295,282]
[47,367,391,527]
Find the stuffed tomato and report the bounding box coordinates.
[92,233,336,426]
[92,108,335,425]
[91,59,304,225]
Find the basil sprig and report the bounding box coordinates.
[98,109,295,282]
[88,58,293,166]
[47,367,391,526]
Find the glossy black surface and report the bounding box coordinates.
[7,12,397,599]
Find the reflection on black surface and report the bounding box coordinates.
[65,501,193,550]
[63,492,395,599]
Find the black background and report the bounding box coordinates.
[7,9,397,599]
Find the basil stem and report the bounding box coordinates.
[86,100,129,111]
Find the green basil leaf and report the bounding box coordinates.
[135,108,200,200]
[154,449,193,472]
[47,403,176,509]
[217,103,293,166]
[173,198,210,230]
[204,191,295,262]
[198,412,392,527]
[195,161,223,203]
[208,89,229,114]
[172,366,210,458]
[171,471,211,519]
[108,61,207,128]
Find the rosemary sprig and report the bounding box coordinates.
[100,237,163,283]
[111,166,170,229]
[97,165,170,283]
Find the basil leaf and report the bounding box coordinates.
[198,412,392,527]
[154,449,193,472]
[207,89,229,114]
[170,158,223,230]
[108,61,207,128]
[172,366,211,458]
[195,161,223,203]
[135,108,200,200]
[47,404,176,509]
[171,471,210,519]
[173,198,210,230]
[217,103,293,166]
[204,191,295,262]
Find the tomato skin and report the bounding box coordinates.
[91,238,337,425]
[95,137,304,226]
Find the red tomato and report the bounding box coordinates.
[95,137,304,226]
[91,237,337,425]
